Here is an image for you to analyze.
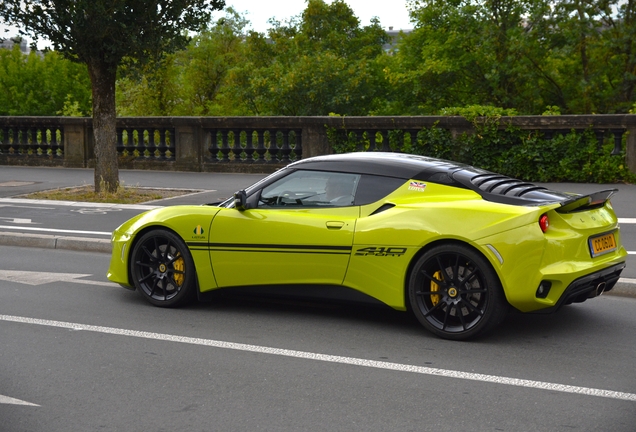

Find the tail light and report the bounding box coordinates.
[539,214,549,233]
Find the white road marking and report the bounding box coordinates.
[70,208,123,215]
[144,189,216,204]
[0,270,116,287]
[0,394,39,406]
[0,204,55,210]
[618,218,636,224]
[0,225,110,236]
[0,217,35,224]
[1,314,634,403]
[0,197,160,210]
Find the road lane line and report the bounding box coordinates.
[0,394,39,407]
[1,314,635,403]
[0,217,34,224]
[0,204,55,210]
[0,225,111,236]
[618,218,636,224]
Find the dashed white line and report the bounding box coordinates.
[1,314,635,403]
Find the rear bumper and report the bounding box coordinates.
[537,262,626,313]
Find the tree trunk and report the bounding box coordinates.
[88,60,119,193]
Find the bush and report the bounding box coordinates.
[326,121,635,183]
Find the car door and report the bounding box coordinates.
[209,170,360,288]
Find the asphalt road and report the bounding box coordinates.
[0,166,635,431]
[1,246,635,431]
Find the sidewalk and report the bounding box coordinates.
[1,165,634,299]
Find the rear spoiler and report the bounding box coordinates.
[556,189,618,213]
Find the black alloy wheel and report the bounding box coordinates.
[408,244,508,340]
[130,229,195,307]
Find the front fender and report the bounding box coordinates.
[107,205,222,288]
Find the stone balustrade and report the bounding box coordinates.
[1,115,635,174]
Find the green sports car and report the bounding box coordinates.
[107,152,627,340]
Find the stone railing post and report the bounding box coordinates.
[627,126,636,175]
[174,122,203,171]
[63,120,89,168]
[302,122,332,159]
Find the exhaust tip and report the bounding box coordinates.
[596,282,607,296]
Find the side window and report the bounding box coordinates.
[258,170,360,208]
[355,175,405,205]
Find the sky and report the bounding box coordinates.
[1,0,414,50]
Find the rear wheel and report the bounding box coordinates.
[408,244,508,340]
[130,229,195,307]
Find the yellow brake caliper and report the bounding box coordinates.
[431,271,442,306]
[173,253,185,286]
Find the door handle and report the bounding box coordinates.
[326,221,345,230]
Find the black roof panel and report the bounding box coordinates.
[290,152,576,206]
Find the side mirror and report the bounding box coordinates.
[233,190,247,210]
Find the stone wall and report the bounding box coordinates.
[1,115,635,174]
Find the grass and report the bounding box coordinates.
[21,184,191,204]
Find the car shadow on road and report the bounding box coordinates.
[114,286,621,342]
[191,286,423,333]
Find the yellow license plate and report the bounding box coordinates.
[589,232,617,257]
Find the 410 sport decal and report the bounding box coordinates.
[355,247,407,257]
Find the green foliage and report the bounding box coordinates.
[115,1,389,116]
[0,0,225,69]
[439,105,518,122]
[58,94,88,116]
[542,106,562,116]
[500,130,634,183]
[1,0,633,184]
[225,0,388,116]
[380,0,549,115]
[1,0,226,193]
[326,119,635,184]
[116,54,183,116]
[0,46,91,116]
[116,7,252,116]
[379,0,636,115]
[2,0,636,118]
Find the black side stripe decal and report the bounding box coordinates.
[199,249,350,255]
[187,242,352,253]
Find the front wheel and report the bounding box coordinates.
[407,244,508,340]
[130,229,196,307]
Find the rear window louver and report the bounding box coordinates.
[450,170,574,206]
[470,174,550,197]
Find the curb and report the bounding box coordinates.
[0,231,111,254]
